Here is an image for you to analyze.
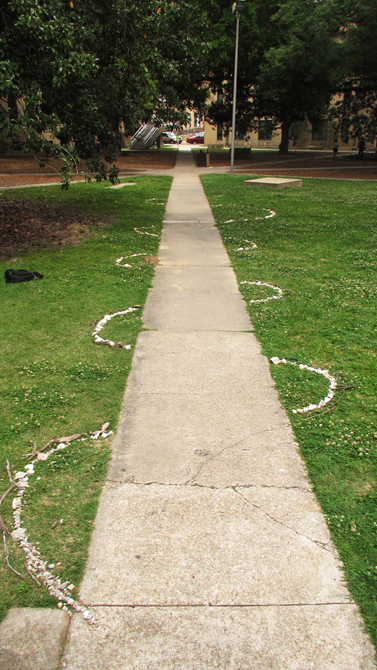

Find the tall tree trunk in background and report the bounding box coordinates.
[279,117,291,153]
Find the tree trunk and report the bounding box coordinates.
[279,118,291,154]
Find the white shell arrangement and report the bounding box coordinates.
[235,240,258,252]
[240,280,283,303]
[255,209,276,220]
[92,307,140,349]
[10,427,112,624]
[115,253,145,268]
[270,357,337,414]
[134,227,158,237]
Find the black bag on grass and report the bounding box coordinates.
[5,269,43,283]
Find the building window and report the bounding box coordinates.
[194,114,201,128]
[341,118,350,143]
[217,123,223,141]
[258,119,273,141]
[235,126,247,141]
[311,120,328,142]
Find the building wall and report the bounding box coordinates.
[203,121,282,149]
[203,117,373,152]
[202,91,375,151]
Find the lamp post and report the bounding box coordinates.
[230,0,245,175]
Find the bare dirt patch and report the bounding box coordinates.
[143,255,159,266]
[0,151,176,189]
[115,150,177,169]
[210,150,377,179]
[0,199,106,258]
[236,168,377,179]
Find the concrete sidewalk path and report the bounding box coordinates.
[62,148,375,669]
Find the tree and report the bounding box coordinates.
[0,0,209,184]
[330,0,377,146]
[251,0,345,153]
[203,0,344,153]
[201,0,280,138]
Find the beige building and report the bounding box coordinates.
[203,117,357,151]
[202,93,369,151]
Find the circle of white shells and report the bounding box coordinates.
[240,280,283,303]
[235,240,258,252]
[270,357,337,414]
[115,253,145,268]
[11,427,112,624]
[92,307,140,349]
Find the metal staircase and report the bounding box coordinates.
[130,124,162,150]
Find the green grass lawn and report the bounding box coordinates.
[0,176,171,621]
[201,174,377,646]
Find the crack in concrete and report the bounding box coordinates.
[105,478,312,493]
[132,390,251,396]
[85,601,354,609]
[184,426,287,485]
[232,487,334,556]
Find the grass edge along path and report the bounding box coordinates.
[201,173,377,650]
[0,176,172,622]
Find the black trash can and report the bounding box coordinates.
[196,149,210,167]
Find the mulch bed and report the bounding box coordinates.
[0,151,175,189]
[0,151,175,257]
[0,150,176,175]
[0,175,86,188]
[116,151,177,168]
[207,150,377,179]
[0,199,107,258]
[235,168,377,180]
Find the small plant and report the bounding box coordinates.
[108,164,120,185]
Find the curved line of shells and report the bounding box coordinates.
[92,307,140,348]
[11,428,112,625]
[270,358,337,414]
[12,305,142,620]
[9,227,160,621]
[229,206,337,414]
[115,227,158,267]
[232,210,275,252]
[240,280,283,304]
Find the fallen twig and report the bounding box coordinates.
[24,434,82,460]
[0,484,16,507]
[0,516,9,535]
[3,531,24,580]
[301,385,354,420]
[58,434,82,445]
[24,561,41,587]
[6,460,19,488]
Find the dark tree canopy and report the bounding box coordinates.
[330,0,377,143]
[1,0,376,169]
[204,0,345,152]
[0,0,208,180]
[253,0,344,152]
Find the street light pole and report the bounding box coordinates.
[230,0,244,175]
